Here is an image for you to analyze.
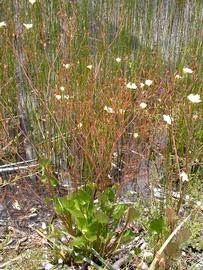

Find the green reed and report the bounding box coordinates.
[0,0,202,192]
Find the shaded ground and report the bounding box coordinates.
[0,178,54,228]
[0,178,54,269]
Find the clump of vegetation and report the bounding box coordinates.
[48,183,140,268]
[0,0,202,269]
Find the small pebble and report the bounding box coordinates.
[44,262,54,270]
[42,222,47,230]
[141,262,149,270]
[58,258,63,264]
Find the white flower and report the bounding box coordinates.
[145,79,153,86]
[175,74,182,79]
[113,152,118,157]
[87,65,92,70]
[23,23,33,29]
[183,67,193,74]
[163,114,173,125]
[116,57,121,63]
[180,171,189,182]
[42,222,47,230]
[0,21,6,28]
[63,63,70,69]
[119,109,125,115]
[29,0,36,4]
[77,123,83,128]
[140,83,145,88]
[61,235,66,242]
[58,258,63,264]
[55,94,61,100]
[196,201,201,207]
[172,191,180,199]
[187,94,201,103]
[64,95,70,100]
[60,86,65,92]
[140,102,147,109]
[104,106,114,114]
[126,82,137,89]
[133,133,138,138]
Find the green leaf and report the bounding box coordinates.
[53,196,64,215]
[86,182,97,195]
[113,204,128,220]
[84,222,99,242]
[39,158,50,168]
[54,196,79,219]
[88,222,100,234]
[126,207,140,223]
[104,187,115,202]
[85,231,97,242]
[60,195,83,217]
[50,176,60,187]
[133,247,142,255]
[101,231,115,243]
[98,187,116,212]
[96,210,109,224]
[44,196,52,205]
[76,217,88,232]
[121,229,136,244]
[74,256,84,264]
[149,217,164,234]
[76,190,91,205]
[41,175,48,183]
[61,196,75,211]
[70,236,86,248]
[99,193,111,210]
[74,200,83,211]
